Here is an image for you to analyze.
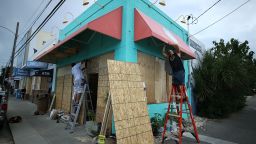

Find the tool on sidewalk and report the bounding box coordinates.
[98,93,112,144]
[161,84,200,144]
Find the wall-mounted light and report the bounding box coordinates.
[176,14,197,25]
[33,48,38,54]
[62,12,74,24]
[83,0,89,5]
[158,0,166,6]
[82,0,104,8]
[42,41,46,45]
[175,14,198,45]
[149,0,166,7]
[50,26,59,37]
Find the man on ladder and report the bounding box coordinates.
[162,46,200,144]
[66,62,86,133]
[162,46,185,88]
[71,62,85,113]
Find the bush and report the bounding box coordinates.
[193,39,256,118]
[150,113,163,136]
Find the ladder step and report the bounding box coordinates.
[70,113,76,117]
[162,84,200,143]
[168,114,180,118]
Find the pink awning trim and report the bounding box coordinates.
[134,9,195,59]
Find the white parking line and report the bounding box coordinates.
[183,133,238,144]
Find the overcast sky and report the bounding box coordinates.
[0,0,255,67]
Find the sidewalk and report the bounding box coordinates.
[8,94,255,144]
[7,96,94,144]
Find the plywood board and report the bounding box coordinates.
[87,52,114,74]
[101,60,154,144]
[26,77,32,96]
[55,76,64,109]
[138,52,155,103]
[138,52,169,103]
[55,52,113,124]
[57,65,72,77]
[154,57,167,103]
[62,74,72,112]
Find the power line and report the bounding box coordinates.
[16,0,53,48]
[0,26,15,35]
[14,0,65,58]
[192,0,250,37]
[19,0,46,37]
[192,0,222,23]
[15,0,55,55]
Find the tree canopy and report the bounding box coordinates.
[193,38,256,118]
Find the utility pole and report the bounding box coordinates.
[10,22,19,78]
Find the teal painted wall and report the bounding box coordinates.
[114,0,137,62]
[56,0,194,132]
[60,0,123,40]
[58,0,124,67]
[134,0,192,103]
[56,33,120,67]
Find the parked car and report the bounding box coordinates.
[0,90,7,128]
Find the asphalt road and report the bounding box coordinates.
[201,96,256,144]
[0,118,14,144]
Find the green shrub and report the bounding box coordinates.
[150,113,163,136]
[193,39,256,118]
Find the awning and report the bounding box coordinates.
[31,69,53,77]
[35,7,123,63]
[12,68,29,77]
[134,9,195,59]
[22,61,48,69]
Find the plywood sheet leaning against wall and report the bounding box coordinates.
[56,65,72,111]
[98,60,154,144]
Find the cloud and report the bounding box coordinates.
[1,0,255,67]
[158,0,256,52]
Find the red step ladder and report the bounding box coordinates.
[161,84,200,144]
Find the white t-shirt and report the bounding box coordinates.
[71,63,84,81]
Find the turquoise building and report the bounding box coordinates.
[36,0,195,131]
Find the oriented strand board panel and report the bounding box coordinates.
[138,52,155,103]
[87,52,114,74]
[89,52,113,123]
[56,66,73,112]
[96,63,111,127]
[55,76,64,109]
[40,77,50,91]
[32,76,40,90]
[138,52,168,103]
[98,60,154,144]
[57,65,72,76]
[154,58,167,103]
[62,75,72,112]
[26,77,32,95]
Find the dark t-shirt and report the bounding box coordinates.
[169,53,185,73]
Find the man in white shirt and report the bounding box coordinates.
[71,63,85,108]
